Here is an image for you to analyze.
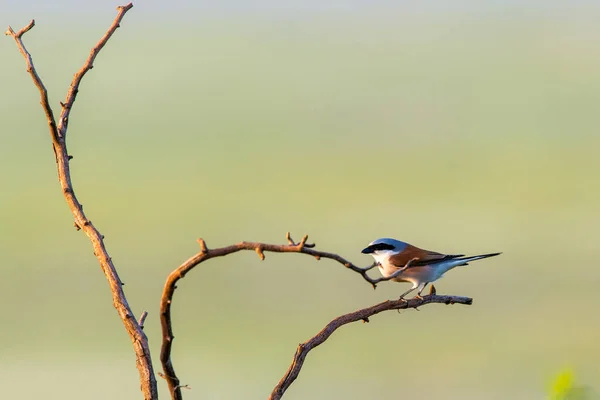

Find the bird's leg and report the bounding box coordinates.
[398,286,416,302]
[395,258,422,303]
[414,282,429,300]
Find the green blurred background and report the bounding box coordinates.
[1,1,599,399]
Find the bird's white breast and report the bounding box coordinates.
[374,252,402,278]
[371,250,396,269]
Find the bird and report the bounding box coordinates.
[361,238,501,300]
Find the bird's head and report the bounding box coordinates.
[361,238,408,260]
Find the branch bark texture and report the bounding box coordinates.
[6,4,158,400]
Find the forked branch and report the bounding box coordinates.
[159,233,470,400]
[159,232,384,400]
[8,5,478,400]
[269,291,472,399]
[6,4,158,400]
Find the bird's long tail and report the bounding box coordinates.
[454,252,502,266]
[430,252,501,273]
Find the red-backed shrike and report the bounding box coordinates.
[362,238,500,299]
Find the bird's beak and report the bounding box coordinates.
[361,246,374,254]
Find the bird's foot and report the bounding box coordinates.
[414,294,424,301]
[396,296,409,313]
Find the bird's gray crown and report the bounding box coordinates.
[361,238,408,254]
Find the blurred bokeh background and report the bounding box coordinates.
[1,1,599,399]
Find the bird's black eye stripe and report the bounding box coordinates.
[368,243,395,252]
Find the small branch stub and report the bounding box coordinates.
[285,232,295,245]
[138,311,149,329]
[197,238,208,254]
[255,246,266,260]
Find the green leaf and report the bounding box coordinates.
[551,368,575,399]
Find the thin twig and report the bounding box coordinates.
[159,232,420,400]
[6,4,158,400]
[368,257,419,285]
[5,20,59,141]
[56,5,133,139]
[269,294,473,400]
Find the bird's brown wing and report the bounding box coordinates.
[388,244,464,268]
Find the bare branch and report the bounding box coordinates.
[160,232,422,400]
[6,4,158,400]
[269,293,473,400]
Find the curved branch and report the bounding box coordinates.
[159,233,395,400]
[6,4,158,400]
[269,293,472,399]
